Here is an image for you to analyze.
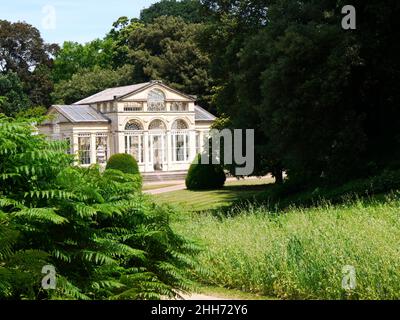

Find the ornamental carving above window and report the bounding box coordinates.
[125,120,143,131]
[172,119,188,130]
[147,89,166,111]
[149,119,166,130]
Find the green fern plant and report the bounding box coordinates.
[0,116,198,300]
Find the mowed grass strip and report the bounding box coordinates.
[143,183,179,191]
[152,177,273,212]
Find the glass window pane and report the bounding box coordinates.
[78,137,91,165]
[96,136,108,164]
[174,134,186,162]
[125,134,143,163]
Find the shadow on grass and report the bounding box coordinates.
[201,185,399,219]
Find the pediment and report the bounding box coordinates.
[120,83,195,102]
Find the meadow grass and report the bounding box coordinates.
[172,196,400,300]
[153,177,273,212]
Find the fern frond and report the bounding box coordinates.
[92,237,146,260]
[14,208,68,224]
[0,197,24,209]
[54,276,90,300]
[51,249,72,263]
[79,250,117,265]
[91,280,125,290]
[25,190,77,200]
[0,173,20,180]
[73,203,98,218]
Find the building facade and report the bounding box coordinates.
[40,81,215,173]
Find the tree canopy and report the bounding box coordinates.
[140,0,207,24]
[0,20,58,107]
[52,65,134,105]
[0,72,31,116]
[1,0,399,186]
[201,0,400,184]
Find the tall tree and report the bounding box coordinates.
[140,0,207,24]
[52,39,115,83]
[0,72,31,116]
[201,0,400,184]
[0,20,58,107]
[126,16,213,109]
[52,65,134,104]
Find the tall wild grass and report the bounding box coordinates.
[173,197,400,299]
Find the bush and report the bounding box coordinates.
[186,154,226,190]
[0,116,197,300]
[106,153,140,175]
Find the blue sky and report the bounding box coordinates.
[2,0,159,44]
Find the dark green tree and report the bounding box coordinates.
[0,72,31,116]
[140,0,207,24]
[0,20,58,107]
[52,65,134,104]
[106,18,145,69]
[126,16,213,109]
[201,0,400,185]
[52,39,115,83]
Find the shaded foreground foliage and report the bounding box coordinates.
[0,116,198,300]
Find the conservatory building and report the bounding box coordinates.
[40,81,216,173]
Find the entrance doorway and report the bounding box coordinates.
[150,134,165,171]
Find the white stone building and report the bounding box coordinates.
[40,81,215,173]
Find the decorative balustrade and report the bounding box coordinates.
[122,101,189,112]
[123,102,143,112]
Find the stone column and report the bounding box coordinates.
[166,130,172,171]
[72,133,79,165]
[189,130,196,162]
[199,131,204,153]
[117,132,125,154]
[90,133,97,165]
[144,131,150,172]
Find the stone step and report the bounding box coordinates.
[142,171,187,183]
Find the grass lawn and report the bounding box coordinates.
[152,177,274,212]
[142,183,180,191]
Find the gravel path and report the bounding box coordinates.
[144,183,186,195]
[179,293,229,300]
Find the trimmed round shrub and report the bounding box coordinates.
[186,154,226,190]
[106,153,140,175]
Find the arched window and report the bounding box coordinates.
[125,120,144,163]
[148,89,166,111]
[125,120,143,131]
[149,119,166,130]
[172,119,189,162]
[172,119,188,130]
